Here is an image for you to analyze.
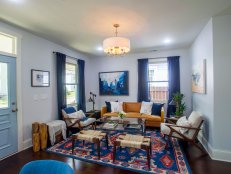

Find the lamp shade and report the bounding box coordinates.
[103,36,130,55]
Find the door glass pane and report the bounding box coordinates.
[66,85,77,106]
[0,63,8,108]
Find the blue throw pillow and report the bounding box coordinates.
[105,101,111,112]
[63,107,76,114]
[151,103,164,116]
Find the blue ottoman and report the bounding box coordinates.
[19,160,74,174]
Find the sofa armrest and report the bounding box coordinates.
[101,106,107,117]
[161,107,165,123]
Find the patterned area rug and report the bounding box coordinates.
[46,130,191,174]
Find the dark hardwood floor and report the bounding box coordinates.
[1,140,231,173]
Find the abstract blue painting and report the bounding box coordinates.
[99,71,129,95]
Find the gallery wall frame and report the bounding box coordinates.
[99,71,129,96]
[31,69,50,87]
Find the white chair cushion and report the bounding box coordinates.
[161,123,184,139]
[68,110,86,123]
[187,111,203,139]
[110,102,123,113]
[80,117,96,127]
[140,101,153,115]
[176,116,191,134]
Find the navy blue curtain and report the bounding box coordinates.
[167,56,180,117]
[77,59,86,112]
[137,59,149,102]
[56,52,66,119]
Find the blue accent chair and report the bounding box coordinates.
[19,160,74,174]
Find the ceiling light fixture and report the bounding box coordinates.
[103,24,130,56]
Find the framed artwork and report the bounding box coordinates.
[99,71,129,95]
[192,59,206,94]
[31,69,50,87]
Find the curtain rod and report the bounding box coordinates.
[148,57,167,60]
[53,51,78,60]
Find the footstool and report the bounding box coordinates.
[113,134,152,169]
[72,130,108,159]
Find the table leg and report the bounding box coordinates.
[113,142,117,162]
[146,146,150,169]
[72,138,75,154]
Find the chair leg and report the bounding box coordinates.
[150,141,152,156]
[96,139,100,160]
[113,143,117,162]
[165,136,169,149]
[83,140,85,146]
[105,134,109,149]
[146,146,150,169]
[192,141,204,153]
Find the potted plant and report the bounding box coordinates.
[118,111,126,120]
[172,92,186,117]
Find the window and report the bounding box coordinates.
[148,59,168,103]
[0,62,8,109]
[65,62,78,106]
[0,32,17,54]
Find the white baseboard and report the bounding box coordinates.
[23,138,32,150]
[198,133,231,162]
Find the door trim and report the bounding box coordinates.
[0,26,23,152]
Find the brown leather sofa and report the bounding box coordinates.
[101,102,164,127]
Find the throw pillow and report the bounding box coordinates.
[151,103,164,116]
[63,106,76,114]
[110,102,123,113]
[105,101,112,112]
[176,116,191,134]
[68,110,86,123]
[140,101,153,115]
[105,100,118,112]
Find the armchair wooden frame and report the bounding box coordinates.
[164,118,204,152]
[62,112,96,135]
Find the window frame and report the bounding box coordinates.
[148,59,169,103]
[65,60,78,107]
[0,32,17,55]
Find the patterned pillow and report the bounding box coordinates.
[68,110,86,123]
[176,116,191,134]
[140,101,153,115]
[110,102,123,113]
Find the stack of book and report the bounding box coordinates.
[103,122,118,129]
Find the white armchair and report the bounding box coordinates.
[161,111,204,152]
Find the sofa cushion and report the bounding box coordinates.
[125,112,142,118]
[141,114,161,121]
[103,112,119,117]
[151,103,164,116]
[124,102,141,113]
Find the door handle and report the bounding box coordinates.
[12,108,18,112]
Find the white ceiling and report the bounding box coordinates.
[0,0,231,57]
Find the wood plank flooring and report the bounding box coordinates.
[1,140,231,173]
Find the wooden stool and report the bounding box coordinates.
[113,134,152,169]
[72,130,108,159]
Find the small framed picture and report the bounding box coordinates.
[31,69,50,87]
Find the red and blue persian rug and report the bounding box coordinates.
[46,130,191,174]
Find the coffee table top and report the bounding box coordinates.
[96,117,145,131]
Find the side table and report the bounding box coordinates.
[86,110,101,119]
[165,116,180,124]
